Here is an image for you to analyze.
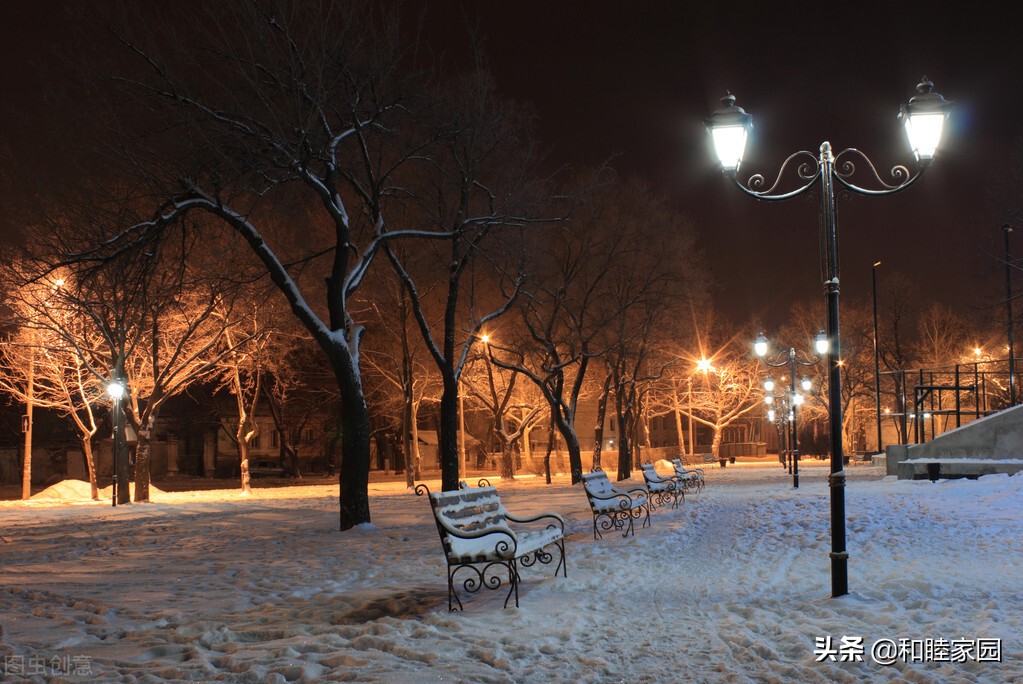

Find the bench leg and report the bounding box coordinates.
[555,538,567,577]
[639,504,651,530]
[622,510,636,538]
[447,567,464,612]
[520,541,568,580]
[448,561,518,611]
[503,560,520,609]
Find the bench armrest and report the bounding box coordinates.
[586,490,640,509]
[612,484,649,499]
[434,517,518,558]
[433,515,515,539]
[505,511,565,532]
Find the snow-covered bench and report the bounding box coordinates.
[416,480,566,611]
[581,468,651,539]
[670,458,705,493]
[639,462,684,509]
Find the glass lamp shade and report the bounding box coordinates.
[754,333,769,357]
[815,331,829,355]
[707,92,753,172]
[899,77,951,162]
[801,377,813,392]
[107,381,125,400]
[763,377,776,392]
[712,126,748,171]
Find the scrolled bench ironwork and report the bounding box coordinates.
[639,462,684,509]
[670,457,706,493]
[416,479,567,611]
[581,468,651,539]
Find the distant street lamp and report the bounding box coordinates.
[709,78,951,597]
[872,261,883,454]
[107,378,126,507]
[755,332,826,488]
[1003,224,1016,407]
[688,357,715,459]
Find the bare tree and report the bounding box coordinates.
[210,297,289,494]
[382,63,565,493]
[0,279,107,500]
[79,0,570,517]
[490,175,704,482]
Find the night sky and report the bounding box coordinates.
[3,1,1022,328]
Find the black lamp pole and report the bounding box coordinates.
[710,79,951,598]
[872,261,883,454]
[1004,224,1016,407]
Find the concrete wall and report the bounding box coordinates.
[886,404,1023,477]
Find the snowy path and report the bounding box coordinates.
[1,463,1021,682]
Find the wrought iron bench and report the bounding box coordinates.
[639,462,684,509]
[581,468,651,539]
[416,480,566,611]
[670,458,706,493]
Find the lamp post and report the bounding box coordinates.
[872,261,883,454]
[709,78,951,597]
[690,358,714,460]
[107,378,126,507]
[1003,224,1016,407]
[756,331,826,488]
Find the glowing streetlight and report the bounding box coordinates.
[712,78,950,598]
[107,378,128,507]
[753,333,825,489]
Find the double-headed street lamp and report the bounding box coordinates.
[756,332,826,489]
[107,378,127,507]
[708,78,951,597]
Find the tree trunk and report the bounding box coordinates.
[543,413,556,484]
[673,402,686,456]
[551,410,583,483]
[21,350,34,500]
[615,386,632,480]
[330,352,373,530]
[500,440,515,480]
[83,439,99,501]
[439,374,461,492]
[237,427,252,495]
[410,413,422,481]
[402,395,414,487]
[133,435,151,502]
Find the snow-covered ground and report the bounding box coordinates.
[1,461,1020,683]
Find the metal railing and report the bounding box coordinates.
[878,358,1016,445]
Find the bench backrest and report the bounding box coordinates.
[670,458,692,473]
[640,462,660,478]
[428,486,514,559]
[429,486,509,531]
[582,470,615,498]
